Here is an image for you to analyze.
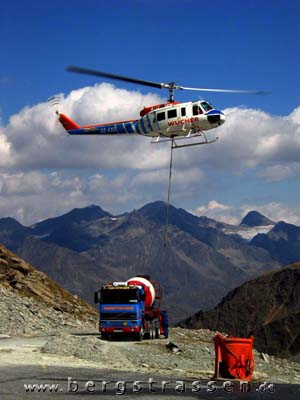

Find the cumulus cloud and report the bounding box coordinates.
[0,83,299,225]
[4,83,170,170]
[1,82,299,173]
[0,165,206,225]
[0,166,299,227]
[0,171,47,195]
[177,106,300,172]
[131,167,204,189]
[194,200,238,224]
[0,170,141,225]
[259,162,300,181]
[0,125,12,168]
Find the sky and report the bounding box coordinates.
[0,0,300,226]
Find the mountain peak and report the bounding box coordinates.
[138,201,199,227]
[31,205,111,236]
[138,201,168,221]
[240,211,274,227]
[0,217,24,229]
[64,205,112,224]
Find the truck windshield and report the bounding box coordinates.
[101,288,139,304]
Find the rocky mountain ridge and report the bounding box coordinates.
[251,221,300,264]
[179,262,300,358]
[0,202,298,322]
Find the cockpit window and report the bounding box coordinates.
[201,102,213,112]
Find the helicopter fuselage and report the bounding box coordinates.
[59,100,225,139]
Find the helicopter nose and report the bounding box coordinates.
[206,110,225,125]
[220,113,226,125]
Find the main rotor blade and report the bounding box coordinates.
[178,86,269,95]
[66,66,269,95]
[66,66,164,89]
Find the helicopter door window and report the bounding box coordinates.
[193,105,203,116]
[181,108,186,117]
[157,112,166,122]
[167,109,177,119]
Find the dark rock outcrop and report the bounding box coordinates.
[179,263,300,357]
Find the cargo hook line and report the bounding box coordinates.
[164,139,175,248]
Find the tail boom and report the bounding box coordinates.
[58,113,80,130]
[58,113,139,135]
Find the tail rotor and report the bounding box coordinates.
[48,94,63,115]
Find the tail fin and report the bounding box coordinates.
[58,112,80,131]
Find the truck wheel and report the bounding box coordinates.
[155,327,160,339]
[150,326,154,339]
[101,333,108,340]
[135,328,144,341]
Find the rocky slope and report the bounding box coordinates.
[179,263,300,358]
[0,243,97,334]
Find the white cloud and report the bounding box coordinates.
[0,125,12,168]
[1,84,299,174]
[0,167,299,227]
[0,171,47,195]
[0,84,299,225]
[194,200,238,224]
[4,83,169,170]
[0,170,139,225]
[131,167,204,188]
[173,106,300,173]
[0,166,205,225]
[259,163,300,181]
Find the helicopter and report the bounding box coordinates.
[53,66,267,149]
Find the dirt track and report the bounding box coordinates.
[1,328,300,384]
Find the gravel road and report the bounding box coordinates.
[1,328,300,385]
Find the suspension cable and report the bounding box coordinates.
[164,139,175,247]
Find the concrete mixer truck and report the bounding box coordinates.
[94,275,168,341]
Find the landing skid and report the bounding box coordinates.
[151,131,218,149]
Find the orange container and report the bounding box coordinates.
[213,333,255,381]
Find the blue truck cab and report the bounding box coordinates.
[95,282,146,340]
